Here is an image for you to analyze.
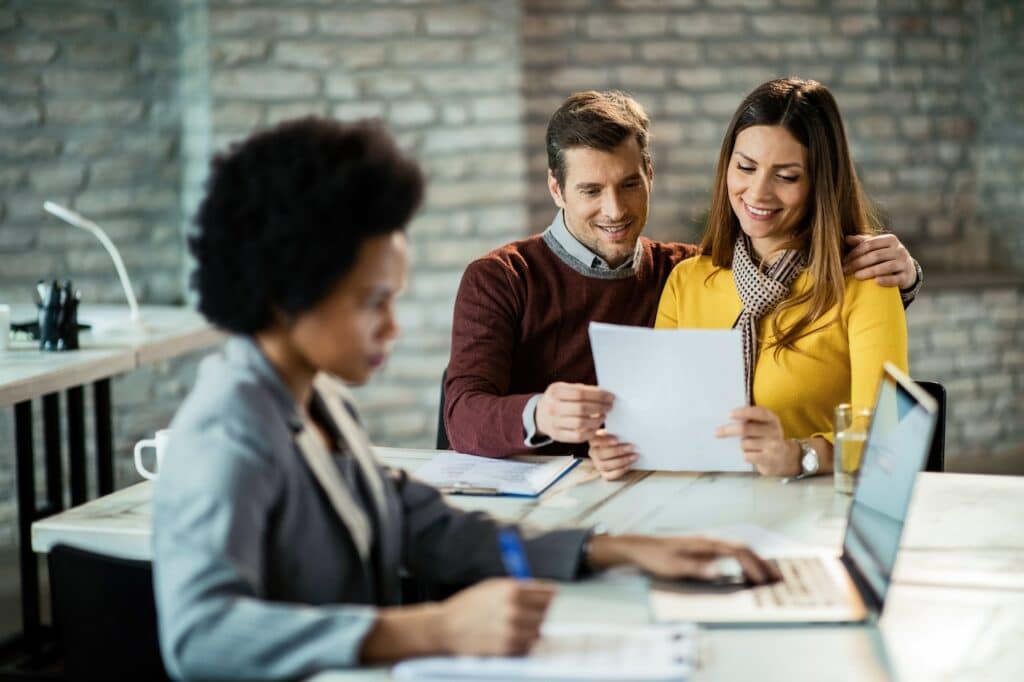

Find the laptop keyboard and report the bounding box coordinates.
[752,556,846,608]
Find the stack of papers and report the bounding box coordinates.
[414,452,579,497]
[392,623,698,680]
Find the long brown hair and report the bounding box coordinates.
[701,78,880,354]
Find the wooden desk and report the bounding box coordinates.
[2,304,221,657]
[31,450,1024,680]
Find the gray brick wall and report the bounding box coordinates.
[186,0,533,447]
[520,0,986,262]
[978,0,1024,269]
[0,0,184,303]
[1,0,1022,553]
[907,283,1024,466]
[0,0,207,551]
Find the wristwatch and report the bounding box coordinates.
[794,439,820,479]
[899,258,924,304]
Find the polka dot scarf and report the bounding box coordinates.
[731,235,806,404]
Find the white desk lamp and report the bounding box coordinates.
[43,201,145,331]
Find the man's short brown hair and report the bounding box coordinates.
[545,90,652,190]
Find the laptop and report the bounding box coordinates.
[650,362,938,624]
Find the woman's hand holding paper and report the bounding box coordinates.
[715,406,800,477]
[587,429,638,481]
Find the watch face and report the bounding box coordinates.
[802,450,819,475]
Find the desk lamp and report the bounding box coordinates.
[43,201,145,332]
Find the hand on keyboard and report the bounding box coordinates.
[587,534,783,585]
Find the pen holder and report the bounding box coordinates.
[37,279,81,351]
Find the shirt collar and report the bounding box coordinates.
[544,211,639,273]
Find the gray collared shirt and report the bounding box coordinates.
[545,210,641,274]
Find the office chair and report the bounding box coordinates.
[48,544,169,680]
[917,380,946,472]
[436,367,450,450]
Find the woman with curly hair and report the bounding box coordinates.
[589,78,909,481]
[152,117,777,680]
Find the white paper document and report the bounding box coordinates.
[589,322,748,472]
[392,623,698,681]
[413,452,578,497]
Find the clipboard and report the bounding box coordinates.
[414,452,580,497]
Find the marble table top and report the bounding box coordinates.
[312,575,1024,682]
[32,448,1024,681]
[33,449,1024,595]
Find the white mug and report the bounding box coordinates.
[134,429,170,480]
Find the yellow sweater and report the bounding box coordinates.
[655,255,908,442]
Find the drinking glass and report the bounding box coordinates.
[834,404,872,494]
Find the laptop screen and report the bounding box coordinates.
[841,366,937,605]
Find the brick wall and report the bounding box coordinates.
[1,0,1022,550]
[0,0,184,303]
[191,0,534,446]
[0,0,204,549]
[908,282,1024,468]
[521,0,985,264]
[978,0,1024,269]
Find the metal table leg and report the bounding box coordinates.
[14,401,40,655]
[94,379,114,495]
[42,393,63,518]
[5,382,117,673]
[67,387,86,507]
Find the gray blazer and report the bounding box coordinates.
[153,336,588,681]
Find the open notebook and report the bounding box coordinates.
[392,623,697,681]
[414,452,579,497]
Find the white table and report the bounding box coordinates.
[31,446,1024,680]
[3,304,221,655]
[30,447,626,560]
[1,304,222,407]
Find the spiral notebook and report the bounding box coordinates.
[392,623,697,680]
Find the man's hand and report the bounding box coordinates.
[588,429,637,481]
[439,578,557,657]
[588,534,780,584]
[535,382,614,443]
[843,234,916,289]
[715,406,800,477]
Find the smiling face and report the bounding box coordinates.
[286,231,407,386]
[727,125,811,260]
[547,138,653,268]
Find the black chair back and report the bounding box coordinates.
[48,544,169,680]
[916,380,946,472]
[436,367,450,450]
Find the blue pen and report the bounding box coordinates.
[498,528,532,579]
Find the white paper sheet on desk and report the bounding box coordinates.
[589,322,748,472]
[391,623,697,680]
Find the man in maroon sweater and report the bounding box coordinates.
[444,91,921,458]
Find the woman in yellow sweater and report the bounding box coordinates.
[590,78,908,480]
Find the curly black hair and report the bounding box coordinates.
[190,117,424,333]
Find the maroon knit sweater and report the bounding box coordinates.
[444,233,698,458]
